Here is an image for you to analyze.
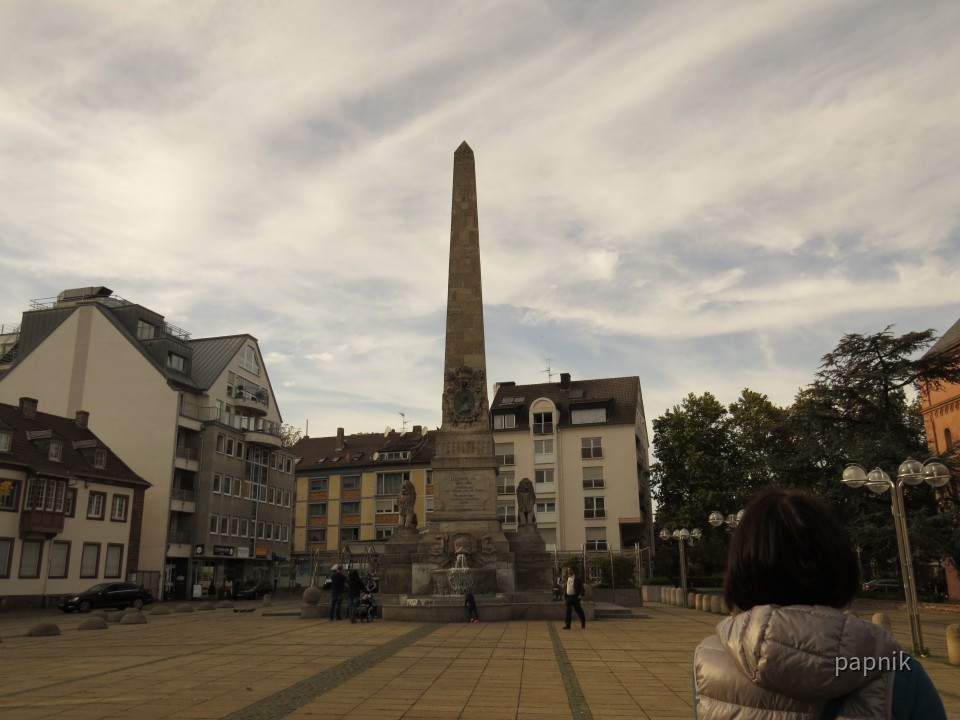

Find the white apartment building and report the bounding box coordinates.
[0,287,295,600]
[489,373,653,553]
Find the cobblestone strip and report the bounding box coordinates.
[224,623,441,720]
[548,621,593,720]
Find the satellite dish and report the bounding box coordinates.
[384,426,393,437]
[372,452,380,461]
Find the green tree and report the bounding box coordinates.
[279,424,303,448]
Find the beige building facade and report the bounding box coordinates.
[0,287,294,600]
[489,374,653,554]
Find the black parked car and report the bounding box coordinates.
[235,578,273,599]
[58,582,154,613]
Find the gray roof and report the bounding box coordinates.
[187,335,249,389]
[490,375,641,428]
[925,315,960,358]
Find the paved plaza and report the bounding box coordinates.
[1,597,959,720]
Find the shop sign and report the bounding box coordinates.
[255,546,269,558]
[237,547,250,558]
[213,545,235,557]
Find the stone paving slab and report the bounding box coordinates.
[1,599,959,719]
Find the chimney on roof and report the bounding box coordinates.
[559,373,571,389]
[413,425,422,437]
[75,410,90,429]
[336,427,345,450]
[19,397,38,419]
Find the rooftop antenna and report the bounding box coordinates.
[399,412,408,433]
[541,358,556,383]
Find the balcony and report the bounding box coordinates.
[174,446,200,472]
[167,529,194,558]
[244,424,282,448]
[170,487,196,514]
[232,388,269,416]
[19,509,64,537]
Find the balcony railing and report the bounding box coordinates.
[20,509,65,536]
[171,488,195,502]
[175,446,199,462]
[167,530,193,545]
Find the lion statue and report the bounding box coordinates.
[396,477,418,529]
[516,477,536,526]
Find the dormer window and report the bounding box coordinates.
[167,353,186,372]
[94,449,107,468]
[49,439,62,462]
[136,319,157,340]
[0,430,10,452]
[493,413,517,430]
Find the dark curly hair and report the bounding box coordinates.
[724,487,861,611]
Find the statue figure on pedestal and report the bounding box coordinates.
[516,477,536,526]
[397,478,418,529]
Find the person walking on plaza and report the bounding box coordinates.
[464,591,479,623]
[347,569,364,623]
[563,566,585,629]
[553,573,563,601]
[693,488,946,719]
[328,565,346,621]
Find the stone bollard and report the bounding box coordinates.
[262,593,272,607]
[872,612,892,634]
[710,595,722,614]
[687,592,696,609]
[694,594,703,611]
[947,625,960,666]
[674,588,681,605]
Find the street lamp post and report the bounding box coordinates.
[708,509,745,531]
[659,527,701,607]
[841,458,950,655]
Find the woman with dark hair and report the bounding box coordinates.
[694,487,945,719]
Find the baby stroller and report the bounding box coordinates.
[356,592,375,622]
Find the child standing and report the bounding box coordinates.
[464,591,479,623]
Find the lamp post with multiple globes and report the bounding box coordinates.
[841,458,950,655]
[659,527,701,607]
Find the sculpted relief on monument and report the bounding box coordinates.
[443,365,485,427]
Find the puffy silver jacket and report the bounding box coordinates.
[694,605,899,719]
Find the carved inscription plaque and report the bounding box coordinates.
[451,476,481,506]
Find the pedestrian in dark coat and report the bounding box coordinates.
[563,566,586,629]
[329,565,346,620]
[464,592,479,622]
[347,569,364,623]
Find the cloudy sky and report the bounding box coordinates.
[2,1,959,444]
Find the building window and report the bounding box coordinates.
[425,495,434,512]
[0,430,11,452]
[226,371,235,398]
[235,441,244,458]
[497,473,515,495]
[339,527,359,543]
[585,539,608,551]
[497,503,516,524]
[536,501,556,514]
[309,477,328,492]
[64,488,76,517]
[268,487,276,505]
[426,471,433,486]
[216,434,225,453]
[495,443,515,466]
[581,437,603,459]
[584,497,606,519]
[18,539,43,578]
[376,472,408,496]
[375,527,394,539]
[167,353,186,372]
[234,480,242,498]
[239,346,260,375]
[265,523,273,540]
[533,412,553,435]
[231,517,240,536]
[80,542,100,578]
[572,407,607,425]
[341,475,360,491]
[209,514,219,534]
[582,467,605,489]
[49,439,62,462]
[282,524,289,542]
[308,502,327,517]
[493,413,517,430]
[308,529,326,544]
[87,491,106,520]
[111,495,129,522]
[0,480,20,511]
[25,477,65,512]
[225,437,234,456]
[376,498,398,514]
[104,544,123,578]
[0,537,12,578]
[535,468,554,486]
[585,527,607,551]
[49,541,70,578]
[212,473,222,494]
[136,320,156,340]
[341,501,360,516]
[240,519,249,537]
[223,476,233,496]
[534,439,554,463]
[258,521,266,539]
[220,515,229,534]
[284,490,291,507]
[94,448,107,468]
